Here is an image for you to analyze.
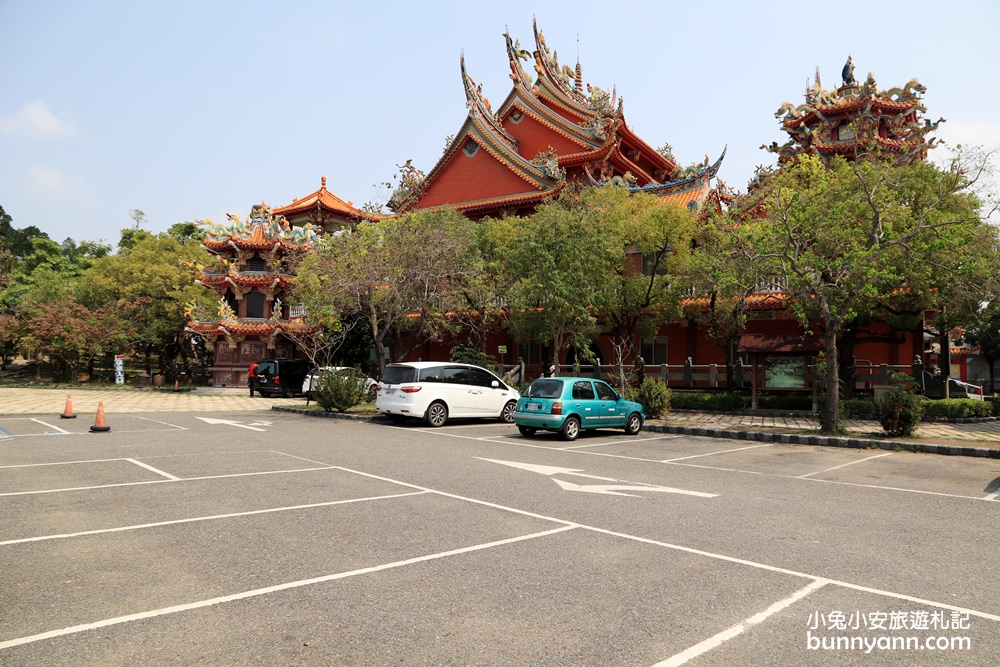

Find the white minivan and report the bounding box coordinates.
[376,361,520,427]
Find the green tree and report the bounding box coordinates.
[294,208,480,373]
[728,151,993,433]
[497,188,617,367]
[0,204,50,259]
[81,232,214,379]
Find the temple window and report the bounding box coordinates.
[509,109,524,124]
[462,140,479,157]
[640,337,668,365]
[246,290,266,319]
[521,339,546,366]
[247,255,267,272]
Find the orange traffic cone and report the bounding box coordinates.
[173,379,180,392]
[60,394,77,419]
[90,402,111,432]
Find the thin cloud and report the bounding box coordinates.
[0,100,76,137]
[25,163,92,199]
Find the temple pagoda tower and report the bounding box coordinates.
[185,204,320,387]
[764,56,944,167]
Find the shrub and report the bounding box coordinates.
[314,368,368,413]
[634,378,671,418]
[450,343,496,370]
[757,393,813,411]
[878,389,924,437]
[921,398,992,419]
[670,392,749,412]
[841,398,877,416]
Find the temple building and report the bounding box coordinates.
[273,176,365,234]
[763,55,944,167]
[281,20,723,224]
[388,20,723,218]
[184,204,320,387]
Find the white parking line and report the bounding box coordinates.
[125,458,180,481]
[559,435,680,450]
[655,579,829,666]
[796,452,892,479]
[0,524,576,650]
[30,418,72,434]
[0,466,336,497]
[662,443,773,462]
[0,490,430,546]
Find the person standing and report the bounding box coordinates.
[248,362,258,397]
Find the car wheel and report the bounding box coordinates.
[560,416,580,441]
[517,426,537,437]
[624,412,643,435]
[425,401,448,427]
[500,400,517,423]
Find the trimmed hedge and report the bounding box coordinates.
[920,398,993,419]
[671,392,749,411]
[841,398,877,416]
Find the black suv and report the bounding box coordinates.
[254,359,310,397]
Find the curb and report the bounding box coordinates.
[272,406,373,422]
[643,423,1000,459]
[273,406,1000,459]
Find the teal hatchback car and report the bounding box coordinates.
[514,377,645,441]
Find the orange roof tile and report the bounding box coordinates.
[273,176,362,218]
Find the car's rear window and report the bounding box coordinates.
[380,366,418,385]
[257,361,276,375]
[527,379,563,399]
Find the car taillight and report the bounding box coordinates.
[274,375,280,384]
[551,402,562,415]
[401,386,422,393]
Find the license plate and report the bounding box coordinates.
[526,403,541,411]
[384,388,395,396]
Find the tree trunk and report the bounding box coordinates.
[821,324,841,434]
[938,328,952,399]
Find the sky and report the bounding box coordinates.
[2,0,999,248]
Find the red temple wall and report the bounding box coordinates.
[419,147,541,208]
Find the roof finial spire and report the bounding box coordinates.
[575,34,583,92]
[321,176,327,190]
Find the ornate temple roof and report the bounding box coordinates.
[392,21,720,217]
[199,204,318,255]
[273,176,364,221]
[763,57,944,166]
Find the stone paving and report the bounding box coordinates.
[664,409,1000,444]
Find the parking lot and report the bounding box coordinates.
[1,410,998,665]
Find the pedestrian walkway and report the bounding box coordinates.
[663,410,1000,445]
[0,386,301,415]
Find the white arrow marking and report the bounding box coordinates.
[478,458,717,498]
[195,417,267,432]
[553,478,717,498]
